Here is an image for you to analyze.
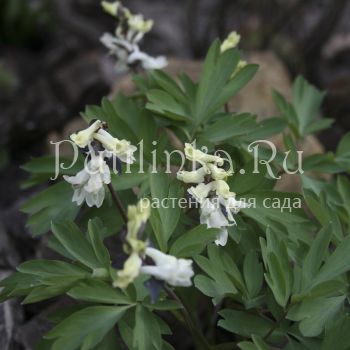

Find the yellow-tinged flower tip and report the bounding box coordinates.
[70,120,102,148]
[114,252,142,289]
[207,163,231,181]
[177,167,208,184]
[184,143,224,166]
[127,14,153,33]
[126,198,151,242]
[93,129,137,163]
[214,180,236,199]
[220,31,241,52]
[101,1,121,16]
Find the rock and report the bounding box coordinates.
[0,296,24,350]
[14,297,76,349]
[0,222,21,269]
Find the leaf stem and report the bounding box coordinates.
[107,183,128,224]
[164,285,211,350]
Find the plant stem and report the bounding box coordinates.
[164,285,211,350]
[107,183,128,224]
[224,103,229,113]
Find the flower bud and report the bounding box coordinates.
[221,31,241,52]
[184,143,224,166]
[101,1,121,16]
[70,120,102,148]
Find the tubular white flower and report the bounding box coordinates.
[93,129,137,163]
[188,182,214,203]
[70,120,102,148]
[207,163,231,180]
[128,49,168,70]
[214,180,236,199]
[184,143,224,166]
[219,195,250,225]
[114,252,142,289]
[221,31,241,52]
[200,199,229,246]
[141,247,194,287]
[64,147,111,208]
[177,167,208,184]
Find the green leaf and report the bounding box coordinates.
[133,305,164,350]
[292,76,326,136]
[87,219,111,268]
[303,153,342,173]
[218,309,274,338]
[169,225,220,258]
[23,284,74,304]
[335,132,350,168]
[243,251,263,298]
[146,89,191,122]
[311,234,350,287]
[211,64,259,116]
[51,221,101,270]
[260,230,292,307]
[68,280,131,305]
[195,45,240,123]
[45,305,129,350]
[17,260,89,279]
[287,296,345,337]
[301,225,332,289]
[150,173,183,250]
[21,182,80,235]
[200,113,257,143]
[227,160,268,195]
[245,117,287,141]
[21,155,84,189]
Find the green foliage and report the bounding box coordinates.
[3,35,350,350]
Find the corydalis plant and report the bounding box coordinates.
[3,14,350,350]
[100,1,167,72]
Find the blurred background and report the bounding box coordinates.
[0,0,349,348]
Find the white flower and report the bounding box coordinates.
[188,182,214,203]
[177,167,208,184]
[141,247,194,287]
[200,199,229,246]
[218,195,249,225]
[128,49,168,70]
[63,147,111,208]
[214,180,236,199]
[206,163,231,180]
[93,129,137,163]
[70,120,102,148]
[184,143,224,166]
[221,31,241,52]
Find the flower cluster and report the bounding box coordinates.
[220,31,247,76]
[100,1,167,72]
[64,119,137,208]
[177,143,249,246]
[115,199,194,288]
